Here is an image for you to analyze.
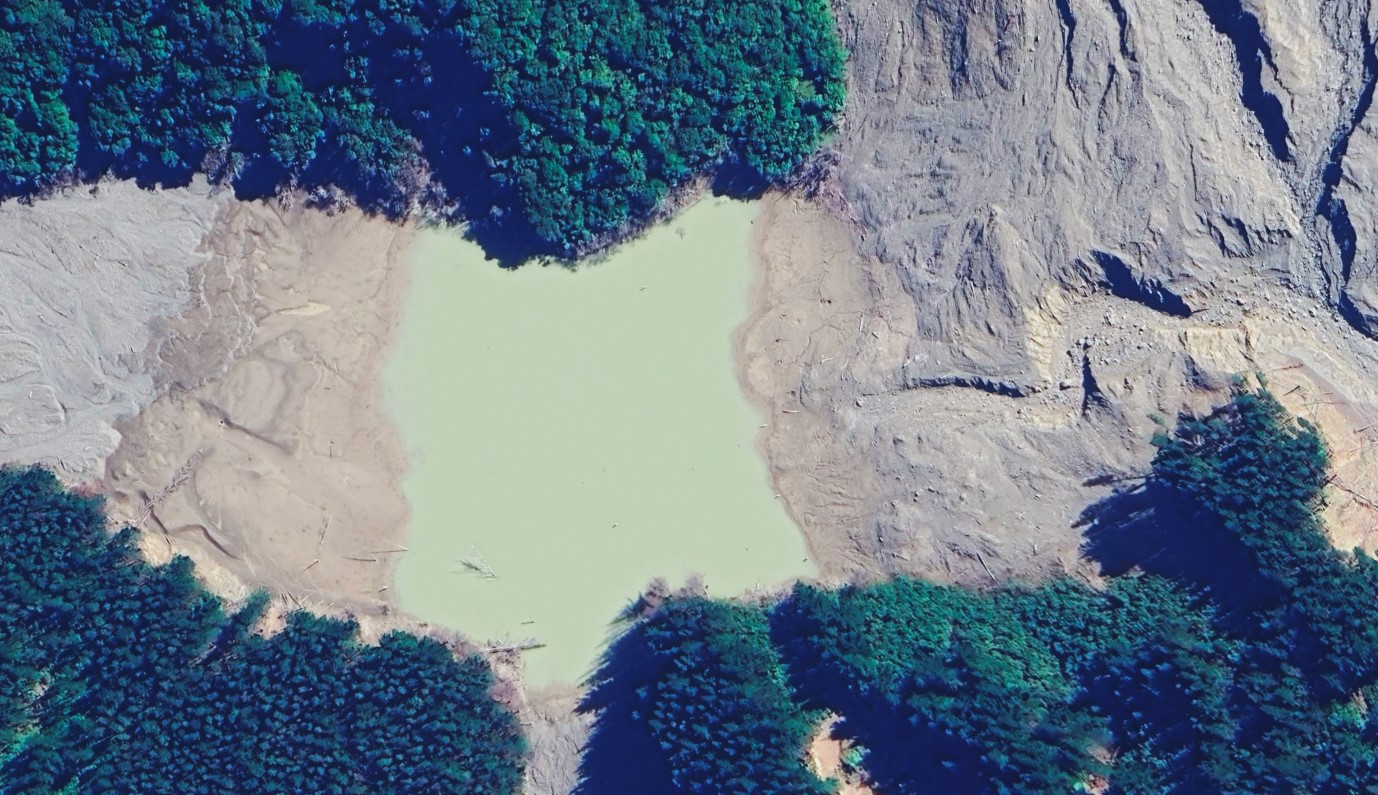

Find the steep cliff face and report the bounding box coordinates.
[751,0,1378,583]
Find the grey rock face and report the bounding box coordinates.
[0,182,223,480]
[837,0,1378,383]
[764,0,1378,582]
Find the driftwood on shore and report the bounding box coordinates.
[133,450,204,525]
[485,639,546,654]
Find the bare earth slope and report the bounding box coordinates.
[746,0,1378,584]
[2,4,1377,789]
[102,200,412,612]
[9,3,1373,601]
[0,181,224,479]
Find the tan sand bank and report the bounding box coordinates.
[743,195,1378,586]
[103,199,412,613]
[736,195,914,582]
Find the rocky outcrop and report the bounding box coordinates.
[751,0,1378,583]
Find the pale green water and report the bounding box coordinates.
[385,199,811,685]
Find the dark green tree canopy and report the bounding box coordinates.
[578,389,1378,794]
[0,466,526,794]
[0,0,846,260]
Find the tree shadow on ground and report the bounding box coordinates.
[571,621,676,795]
[1078,479,1281,619]
[767,607,1002,795]
[830,708,989,795]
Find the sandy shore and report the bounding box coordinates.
[739,193,1378,586]
[735,195,903,582]
[102,199,414,614]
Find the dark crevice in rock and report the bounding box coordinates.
[1332,195,1360,294]
[1332,200,1368,333]
[1319,25,1377,203]
[1321,23,1376,334]
[949,20,970,86]
[1105,0,1131,58]
[1080,354,1109,415]
[1053,0,1077,86]
[909,375,1034,398]
[1193,0,1292,162]
[1092,251,1193,317]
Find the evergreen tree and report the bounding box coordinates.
[0,466,525,794]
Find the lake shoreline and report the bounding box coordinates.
[389,198,813,685]
[103,196,416,616]
[736,194,892,584]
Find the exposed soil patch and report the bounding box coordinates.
[0,180,224,479]
[808,714,876,795]
[738,0,1378,586]
[102,199,413,613]
[745,193,1378,585]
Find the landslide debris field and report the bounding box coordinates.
[2,0,1378,792]
[743,0,1378,586]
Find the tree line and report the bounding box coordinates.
[0,0,846,260]
[0,466,525,793]
[578,388,1378,794]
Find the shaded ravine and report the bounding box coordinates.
[1093,250,1194,317]
[1193,0,1292,162]
[1053,0,1078,87]
[1326,23,1378,333]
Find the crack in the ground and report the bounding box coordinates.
[1054,0,1078,87]
[1093,250,1193,317]
[1322,20,1376,334]
[1106,0,1131,58]
[1193,0,1292,161]
[906,374,1035,397]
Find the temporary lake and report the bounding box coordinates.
[385,198,812,685]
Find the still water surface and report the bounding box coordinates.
[386,199,811,685]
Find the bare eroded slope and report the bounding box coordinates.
[745,0,1378,584]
